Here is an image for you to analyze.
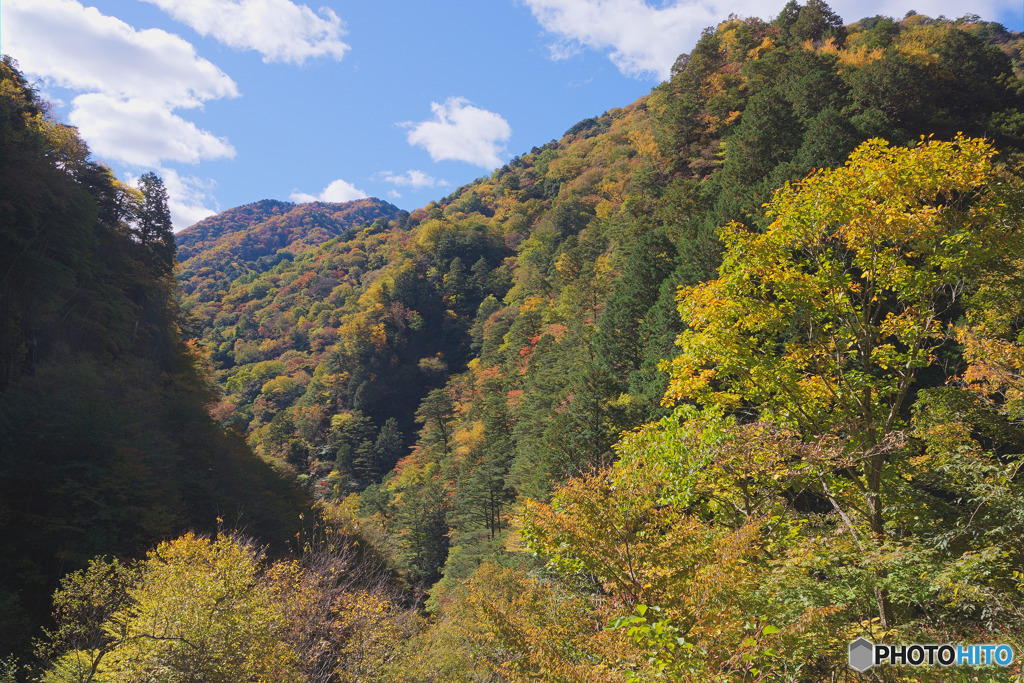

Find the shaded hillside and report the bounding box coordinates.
[176,198,403,305]
[0,57,310,659]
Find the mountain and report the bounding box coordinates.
[181,98,655,479]
[186,9,1023,497]
[177,8,1023,679]
[176,197,403,305]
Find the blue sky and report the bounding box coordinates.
[3,0,1022,229]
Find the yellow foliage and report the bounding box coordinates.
[519,294,546,312]
[664,136,1005,413]
[523,455,789,679]
[952,255,1024,422]
[817,36,843,56]
[627,129,661,164]
[405,562,635,683]
[101,533,300,682]
[44,531,418,683]
[597,177,626,203]
[41,650,106,683]
[837,43,885,69]
[546,155,588,184]
[452,420,486,457]
[595,198,619,220]
[416,218,454,252]
[332,589,414,682]
[493,192,522,223]
[894,23,952,66]
[801,32,885,72]
[38,119,90,172]
[747,35,775,59]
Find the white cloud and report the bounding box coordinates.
[377,170,448,189]
[404,98,512,169]
[0,0,237,107]
[523,0,1024,81]
[141,0,349,64]
[124,168,219,230]
[290,179,368,204]
[320,179,367,202]
[548,41,583,62]
[70,94,235,166]
[0,0,239,170]
[522,0,717,80]
[160,169,219,230]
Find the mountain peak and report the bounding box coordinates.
[176,197,403,302]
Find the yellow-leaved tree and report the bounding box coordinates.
[524,136,1023,680]
[100,532,300,682]
[39,529,416,683]
[663,135,1022,630]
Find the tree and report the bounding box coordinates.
[36,558,137,683]
[594,228,677,384]
[370,417,406,476]
[393,468,450,587]
[848,53,934,140]
[790,0,847,44]
[719,87,804,189]
[39,531,414,683]
[451,392,515,542]
[664,136,1023,629]
[330,410,376,479]
[134,172,175,276]
[522,455,787,681]
[97,533,299,681]
[772,0,802,44]
[414,388,455,459]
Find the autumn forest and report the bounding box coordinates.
[1,2,1022,681]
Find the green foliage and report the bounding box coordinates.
[790,0,847,44]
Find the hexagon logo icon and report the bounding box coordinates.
[849,637,875,671]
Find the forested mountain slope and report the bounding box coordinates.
[186,6,1022,500]
[176,6,1022,679]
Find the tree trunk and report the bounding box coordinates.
[867,448,895,630]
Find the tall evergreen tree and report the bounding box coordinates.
[371,417,406,475]
[134,172,175,276]
[594,227,676,388]
[790,0,847,44]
